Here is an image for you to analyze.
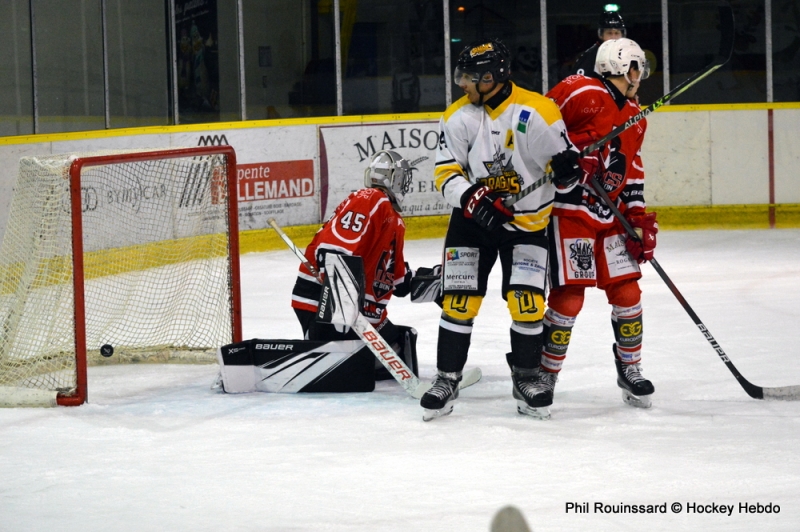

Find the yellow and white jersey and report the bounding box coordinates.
[435,82,574,232]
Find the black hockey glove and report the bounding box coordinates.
[460,183,514,231]
[393,262,414,298]
[550,150,582,190]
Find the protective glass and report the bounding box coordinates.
[454,66,481,86]
[633,58,651,80]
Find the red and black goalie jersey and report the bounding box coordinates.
[291,188,407,326]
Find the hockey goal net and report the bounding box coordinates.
[0,146,242,407]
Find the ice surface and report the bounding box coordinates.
[2,229,799,531]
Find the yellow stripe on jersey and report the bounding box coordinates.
[513,89,563,126]
[509,204,553,232]
[434,162,467,192]
[443,95,472,122]
[487,92,514,120]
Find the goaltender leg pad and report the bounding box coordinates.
[375,325,419,380]
[317,254,365,327]
[216,338,374,393]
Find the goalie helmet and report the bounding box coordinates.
[595,38,650,81]
[454,39,511,85]
[364,150,412,211]
[598,10,627,38]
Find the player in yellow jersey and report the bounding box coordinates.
[420,39,584,421]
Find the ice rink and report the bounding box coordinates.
[2,228,799,531]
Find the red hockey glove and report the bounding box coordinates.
[625,211,658,263]
[461,184,514,231]
[550,150,581,190]
[578,152,600,184]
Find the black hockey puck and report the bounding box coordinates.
[100,344,114,358]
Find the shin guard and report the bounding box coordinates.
[540,309,576,373]
[611,303,643,364]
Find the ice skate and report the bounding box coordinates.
[512,366,555,420]
[614,346,654,408]
[420,370,461,421]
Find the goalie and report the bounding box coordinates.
[290,150,441,380]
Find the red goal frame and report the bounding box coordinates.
[61,146,242,406]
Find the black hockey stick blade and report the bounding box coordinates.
[506,2,735,209]
[587,179,800,401]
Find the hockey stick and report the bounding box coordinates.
[587,180,800,401]
[267,218,482,398]
[506,1,735,208]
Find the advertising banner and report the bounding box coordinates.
[318,120,451,220]
[172,126,319,229]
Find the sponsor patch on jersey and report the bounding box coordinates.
[443,247,479,291]
[565,238,596,280]
[517,110,531,133]
[604,233,639,278]
[509,244,547,289]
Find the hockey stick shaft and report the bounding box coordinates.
[268,218,320,278]
[588,179,800,401]
[506,2,735,208]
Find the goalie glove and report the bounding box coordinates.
[394,264,443,305]
[409,265,442,304]
[461,183,515,231]
[625,211,658,263]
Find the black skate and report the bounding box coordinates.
[512,366,555,420]
[614,346,654,408]
[420,370,461,421]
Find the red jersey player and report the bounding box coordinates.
[524,38,658,416]
[291,150,431,380]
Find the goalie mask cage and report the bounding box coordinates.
[0,146,242,407]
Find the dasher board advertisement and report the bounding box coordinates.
[318,121,451,220]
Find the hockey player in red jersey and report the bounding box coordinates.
[291,150,434,380]
[419,39,583,421]
[524,38,658,416]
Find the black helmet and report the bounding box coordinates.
[455,39,511,84]
[598,11,627,38]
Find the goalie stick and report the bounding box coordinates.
[267,218,482,398]
[505,1,735,208]
[587,179,800,401]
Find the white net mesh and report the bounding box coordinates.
[0,149,237,404]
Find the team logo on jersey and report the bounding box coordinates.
[600,138,627,192]
[480,149,521,194]
[566,238,595,279]
[373,248,396,299]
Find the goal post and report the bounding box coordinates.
[0,146,242,407]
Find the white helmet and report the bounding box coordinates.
[595,38,650,81]
[364,150,412,211]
